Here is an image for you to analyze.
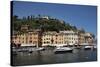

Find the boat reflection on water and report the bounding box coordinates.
[12,44,97,66]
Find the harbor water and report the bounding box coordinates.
[11,47,97,66]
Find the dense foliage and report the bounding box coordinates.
[12,15,79,32]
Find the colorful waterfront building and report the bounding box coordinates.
[12,30,94,47]
[78,33,85,45]
[84,32,94,45]
[42,31,56,46]
[42,30,79,46]
[11,30,42,47]
[60,31,79,45]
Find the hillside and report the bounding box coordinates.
[12,15,78,32]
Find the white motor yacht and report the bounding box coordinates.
[36,47,45,51]
[54,46,73,53]
[84,46,93,49]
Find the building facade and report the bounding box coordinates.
[84,33,94,45]
[60,31,79,45]
[12,30,94,47]
[78,33,85,45]
[42,31,56,46]
[42,31,79,46]
[53,33,64,46]
[42,31,64,46]
[12,31,41,47]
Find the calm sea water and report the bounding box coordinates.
[12,47,97,66]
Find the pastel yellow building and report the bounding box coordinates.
[42,31,64,46]
[42,31,56,46]
[60,31,79,45]
[42,31,85,46]
[42,31,79,46]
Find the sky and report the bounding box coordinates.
[12,1,97,36]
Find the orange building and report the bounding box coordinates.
[12,30,42,47]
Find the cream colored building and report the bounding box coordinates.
[42,31,79,46]
[42,16,49,20]
[84,33,94,45]
[78,32,94,45]
[42,31,56,46]
[60,31,79,45]
[42,31,64,46]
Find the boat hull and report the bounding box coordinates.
[54,50,72,54]
[84,48,91,50]
[84,46,93,50]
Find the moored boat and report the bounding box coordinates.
[93,45,97,49]
[36,47,45,51]
[28,47,45,53]
[93,45,97,50]
[54,46,73,53]
[84,46,93,50]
